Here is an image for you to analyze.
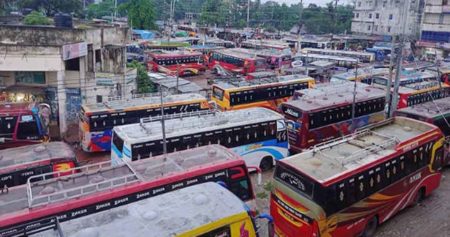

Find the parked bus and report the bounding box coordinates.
[295,53,358,68]
[177,24,198,36]
[35,183,274,237]
[147,50,206,76]
[112,108,288,170]
[396,97,450,164]
[0,103,50,150]
[330,67,389,84]
[302,48,376,63]
[270,117,445,237]
[140,41,190,51]
[371,70,439,88]
[256,50,293,70]
[0,145,258,235]
[209,48,267,75]
[397,82,450,108]
[280,82,386,153]
[79,93,209,152]
[0,142,76,189]
[242,39,291,51]
[211,75,315,111]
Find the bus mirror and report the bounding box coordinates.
[0,138,4,143]
[256,213,274,237]
[247,166,262,185]
[208,101,217,110]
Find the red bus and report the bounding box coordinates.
[209,48,266,75]
[0,103,50,150]
[147,50,206,77]
[0,145,257,235]
[0,142,77,189]
[397,82,450,108]
[271,117,445,237]
[396,96,450,164]
[280,82,386,153]
[256,50,293,70]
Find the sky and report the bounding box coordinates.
[262,0,351,6]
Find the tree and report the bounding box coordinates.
[23,10,51,25]
[18,0,82,16]
[199,0,231,27]
[127,61,155,94]
[119,0,156,30]
[86,0,115,19]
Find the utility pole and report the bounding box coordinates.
[160,85,167,155]
[334,0,339,34]
[351,61,359,132]
[176,64,180,94]
[297,0,303,53]
[385,36,396,118]
[247,0,250,28]
[113,0,117,23]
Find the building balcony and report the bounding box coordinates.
[424,5,443,14]
[421,23,450,32]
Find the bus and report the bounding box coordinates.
[177,24,198,36]
[112,108,288,170]
[241,39,291,51]
[147,50,206,77]
[79,93,209,152]
[209,48,267,75]
[256,50,293,70]
[280,82,386,153]
[371,70,439,88]
[396,97,450,164]
[397,82,450,108]
[140,41,190,51]
[0,103,50,150]
[211,75,315,111]
[0,142,77,189]
[35,183,274,237]
[295,53,358,68]
[330,67,389,84]
[302,48,376,63]
[270,117,445,237]
[0,145,258,235]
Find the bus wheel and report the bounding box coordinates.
[412,187,426,206]
[260,156,274,171]
[362,216,378,237]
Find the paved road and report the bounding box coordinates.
[253,169,450,237]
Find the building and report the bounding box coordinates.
[351,0,425,38]
[0,21,134,138]
[417,0,450,59]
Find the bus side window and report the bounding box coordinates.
[198,225,231,237]
[17,115,40,139]
[355,174,367,201]
[0,116,17,138]
[346,178,357,206]
[335,182,346,211]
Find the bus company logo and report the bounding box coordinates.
[95,202,111,210]
[240,222,249,237]
[136,191,150,199]
[114,197,129,206]
[171,182,184,189]
[152,187,165,195]
[409,173,421,184]
[71,209,87,217]
[284,108,299,118]
[214,171,226,178]
[402,142,419,152]
[280,172,306,191]
[186,178,199,185]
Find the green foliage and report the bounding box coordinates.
[263,181,274,192]
[127,61,155,94]
[23,10,51,25]
[199,0,231,27]
[119,0,156,30]
[256,191,268,199]
[18,0,82,16]
[86,0,115,19]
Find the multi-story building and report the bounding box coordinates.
[417,0,450,59]
[0,21,135,137]
[351,0,425,38]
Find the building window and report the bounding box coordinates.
[356,13,359,18]
[368,25,371,31]
[358,1,361,7]
[65,58,80,71]
[389,14,393,20]
[388,26,391,32]
[375,25,378,31]
[369,13,372,19]
[376,13,379,19]
[96,95,103,103]
[15,72,46,85]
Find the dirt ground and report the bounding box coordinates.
[252,169,450,237]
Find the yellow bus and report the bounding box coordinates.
[211,74,315,111]
[79,93,210,152]
[36,182,274,237]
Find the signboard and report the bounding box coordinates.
[15,72,46,84]
[95,72,115,86]
[125,69,137,84]
[62,42,88,61]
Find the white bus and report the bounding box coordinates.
[302,48,376,63]
[112,107,288,170]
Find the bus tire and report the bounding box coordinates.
[260,156,274,171]
[362,216,378,237]
[412,187,426,206]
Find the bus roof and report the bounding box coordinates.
[0,103,33,115]
[242,39,290,50]
[81,93,206,114]
[332,67,389,80]
[303,48,375,57]
[213,74,314,90]
[285,82,385,112]
[0,142,75,170]
[0,145,242,220]
[297,53,358,63]
[114,108,283,143]
[35,183,246,237]
[214,48,264,60]
[398,81,447,94]
[147,50,202,58]
[397,96,450,119]
[281,117,438,185]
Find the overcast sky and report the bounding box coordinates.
[262,0,351,6]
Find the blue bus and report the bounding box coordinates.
[111,108,288,170]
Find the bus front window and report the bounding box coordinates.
[0,116,17,138]
[212,87,224,101]
[17,115,40,140]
